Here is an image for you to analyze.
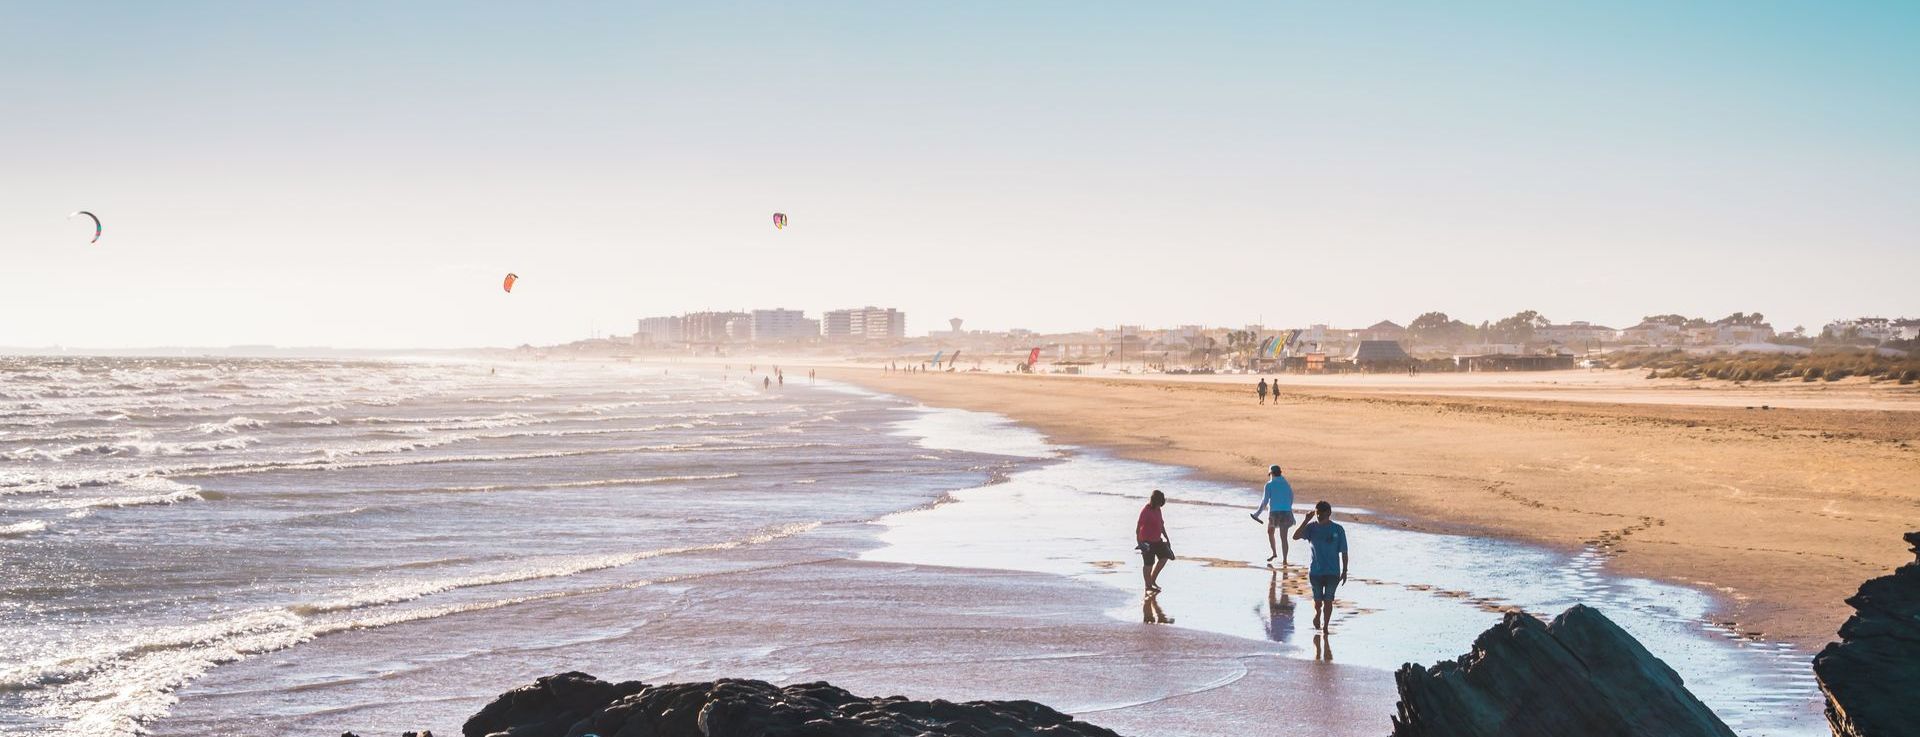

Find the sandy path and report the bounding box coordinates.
[824,368,1920,649]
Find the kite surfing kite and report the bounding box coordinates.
[69,211,102,243]
[502,273,519,293]
[772,212,787,230]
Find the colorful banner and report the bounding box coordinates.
[1255,330,1301,360]
[1027,347,1041,366]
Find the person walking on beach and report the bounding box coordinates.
[1136,490,1174,594]
[1256,378,1269,405]
[1250,465,1294,564]
[1292,501,1348,632]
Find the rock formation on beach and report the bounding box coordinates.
[1813,531,1920,737]
[1388,604,1735,737]
[459,671,1123,737]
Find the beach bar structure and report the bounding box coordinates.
[1458,353,1577,372]
[1351,340,1413,372]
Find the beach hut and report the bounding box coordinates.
[1351,340,1413,372]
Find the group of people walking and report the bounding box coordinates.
[1135,465,1350,632]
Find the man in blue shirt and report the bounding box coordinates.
[1292,500,1349,632]
[1249,465,1295,565]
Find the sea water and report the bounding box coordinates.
[0,358,992,736]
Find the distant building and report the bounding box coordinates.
[1895,319,1920,342]
[929,317,969,340]
[634,315,684,346]
[822,306,906,341]
[1620,321,1684,347]
[724,316,752,342]
[1536,321,1616,346]
[749,309,817,342]
[1459,353,1576,372]
[683,311,749,342]
[1360,321,1406,342]
[1826,317,1896,343]
[1712,322,1775,345]
[820,310,854,341]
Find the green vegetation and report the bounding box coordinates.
[1604,349,1920,384]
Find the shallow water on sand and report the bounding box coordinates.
[863,402,1827,737]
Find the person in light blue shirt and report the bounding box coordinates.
[1249,465,1295,564]
[1292,500,1349,632]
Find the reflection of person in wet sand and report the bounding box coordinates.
[1135,490,1174,594]
[1142,593,1174,624]
[1292,500,1349,632]
[1261,567,1294,642]
[1312,633,1334,661]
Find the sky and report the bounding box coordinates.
[1,1,1915,348]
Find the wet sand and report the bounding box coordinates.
[154,541,1398,737]
[824,367,1920,649]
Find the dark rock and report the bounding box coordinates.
[1389,604,1734,737]
[465,674,1121,737]
[1814,531,1920,737]
[463,671,646,737]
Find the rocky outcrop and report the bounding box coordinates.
[1389,604,1734,737]
[462,674,1122,737]
[461,671,647,737]
[1814,531,1920,737]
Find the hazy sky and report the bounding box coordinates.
[3,2,1915,347]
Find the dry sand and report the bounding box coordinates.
[825,367,1920,649]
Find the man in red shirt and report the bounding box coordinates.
[1136,489,1174,593]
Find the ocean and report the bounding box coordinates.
[0,357,1825,736]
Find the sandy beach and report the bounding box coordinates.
[824,367,1920,649]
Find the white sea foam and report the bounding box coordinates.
[0,520,50,536]
[4,523,820,737]
[192,417,267,434]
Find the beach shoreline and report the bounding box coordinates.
[820,366,1920,650]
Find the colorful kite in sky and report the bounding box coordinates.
[69,211,101,243]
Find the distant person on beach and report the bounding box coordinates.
[1136,489,1174,594]
[1250,465,1294,564]
[763,376,771,390]
[1292,500,1348,632]
[1256,378,1269,405]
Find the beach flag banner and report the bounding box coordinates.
[931,350,944,366]
[1027,347,1041,366]
[948,350,961,367]
[1255,330,1302,360]
[1272,329,1301,359]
